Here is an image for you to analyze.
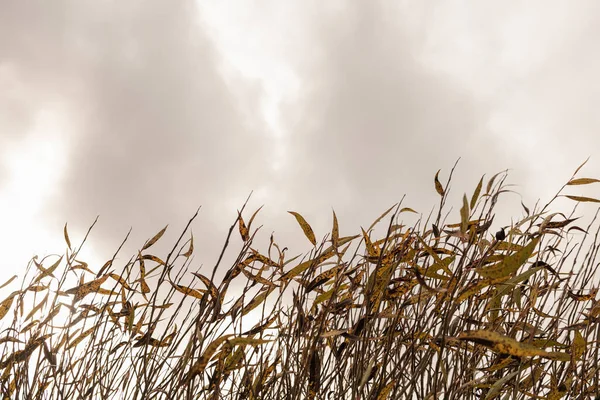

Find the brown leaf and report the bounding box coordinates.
[142,225,168,250]
[567,177,600,185]
[434,169,445,196]
[64,223,72,250]
[237,210,249,242]
[565,195,600,203]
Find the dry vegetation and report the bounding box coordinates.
[3,161,600,399]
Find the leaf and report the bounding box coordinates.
[307,265,342,292]
[67,327,94,350]
[521,200,530,216]
[486,171,504,195]
[308,351,321,399]
[0,276,17,290]
[377,380,396,400]
[65,275,109,302]
[567,177,600,185]
[142,225,168,250]
[242,289,273,316]
[0,293,17,321]
[572,330,586,361]
[484,371,518,400]
[109,273,131,290]
[457,330,569,361]
[64,223,72,250]
[281,248,337,283]
[247,205,263,231]
[331,209,339,250]
[475,237,540,279]
[572,157,590,177]
[460,194,469,235]
[191,272,219,300]
[237,210,249,242]
[320,330,347,338]
[25,292,49,322]
[367,203,398,232]
[400,207,417,214]
[543,217,580,230]
[492,266,543,300]
[361,227,380,259]
[470,176,484,210]
[182,233,194,258]
[185,335,234,382]
[172,283,205,300]
[226,337,273,347]
[288,211,316,246]
[434,170,445,196]
[564,195,600,203]
[34,255,63,283]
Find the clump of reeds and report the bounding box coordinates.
[2,160,600,399]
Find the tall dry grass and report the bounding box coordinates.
[2,161,600,399]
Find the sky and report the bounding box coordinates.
[1,1,600,289]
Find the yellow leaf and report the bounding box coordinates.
[288,211,317,246]
[65,275,109,302]
[281,249,336,283]
[0,294,17,321]
[361,227,380,259]
[172,283,205,299]
[475,237,540,279]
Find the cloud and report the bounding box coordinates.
[2,1,599,276]
[273,2,517,238]
[0,1,278,266]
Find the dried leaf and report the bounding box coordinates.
[0,293,17,321]
[470,175,484,210]
[457,330,569,361]
[182,233,194,258]
[65,275,109,302]
[288,211,317,246]
[0,276,17,290]
[475,237,540,279]
[572,330,586,361]
[331,209,339,250]
[238,210,249,242]
[64,223,72,250]
[567,177,600,185]
[434,170,445,196]
[142,225,168,250]
[565,195,600,203]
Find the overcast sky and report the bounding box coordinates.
[1,1,599,284]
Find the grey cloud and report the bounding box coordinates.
[275,2,522,239]
[1,1,275,265]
